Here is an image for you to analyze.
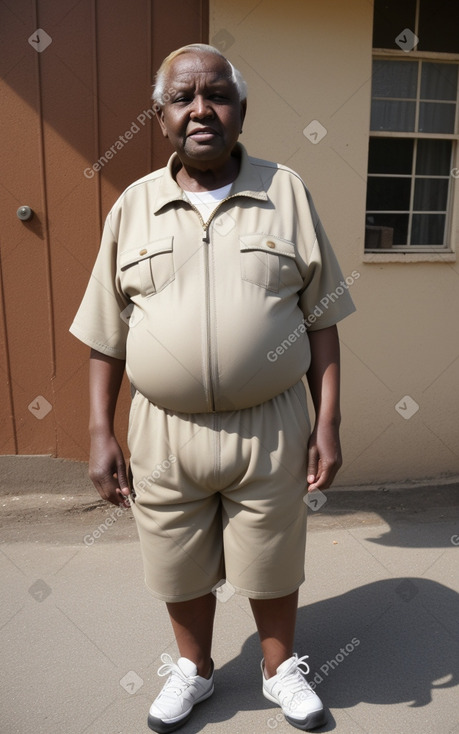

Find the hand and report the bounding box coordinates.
[89,431,131,507]
[306,421,342,492]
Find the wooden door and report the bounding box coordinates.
[0,0,208,459]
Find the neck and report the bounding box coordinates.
[175,154,239,192]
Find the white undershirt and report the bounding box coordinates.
[184,184,232,221]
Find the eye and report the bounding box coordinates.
[209,89,231,100]
[171,89,193,103]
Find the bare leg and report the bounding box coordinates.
[249,589,299,678]
[166,592,216,678]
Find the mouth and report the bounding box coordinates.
[187,127,219,141]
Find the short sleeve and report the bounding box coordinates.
[69,211,129,358]
[298,189,356,331]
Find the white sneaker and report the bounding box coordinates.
[262,654,326,731]
[148,654,214,733]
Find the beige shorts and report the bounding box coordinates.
[128,381,310,603]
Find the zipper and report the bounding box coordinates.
[187,196,236,411]
[203,237,215,411]
[190,193,236,242]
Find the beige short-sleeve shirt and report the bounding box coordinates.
[70,144,355,412]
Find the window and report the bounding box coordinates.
[365,1,459,252]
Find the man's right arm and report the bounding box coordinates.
[88,348,130,506]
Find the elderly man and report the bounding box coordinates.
[70,43,355,732]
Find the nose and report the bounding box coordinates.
[190,95,213,119]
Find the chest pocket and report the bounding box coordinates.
[120,237,175,297]
[240,234,299,293]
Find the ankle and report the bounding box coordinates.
[262,659,278,679]
[263,650,294,679]
[197,660,213,679]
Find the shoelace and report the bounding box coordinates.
[277,655,314,701]
[156,654,192,700]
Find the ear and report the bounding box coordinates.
[240,99,247,130]
[156,108,169,139]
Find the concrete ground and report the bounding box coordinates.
[1,457,458,734]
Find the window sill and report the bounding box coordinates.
[363,251,456,263]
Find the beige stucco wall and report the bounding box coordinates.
[210,0,459,485]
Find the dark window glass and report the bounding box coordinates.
[367,177,411,211]
[416,139,452,175]
[365,213,409,246]
[368,138,414,174]
[411,214,446,244]
[418,0,459,53]
[373,0,459,53]
[373,0,416,49]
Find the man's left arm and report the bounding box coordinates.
[306,324,342,492]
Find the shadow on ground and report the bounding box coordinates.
[172,576,458,733]
[311,481,459,548]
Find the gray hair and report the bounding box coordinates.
[152,43,247,107]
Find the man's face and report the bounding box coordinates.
[157,52,246,170]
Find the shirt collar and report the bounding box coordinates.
[152,143,269,214]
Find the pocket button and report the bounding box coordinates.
[266,240,276,249]
[139,248,147,256]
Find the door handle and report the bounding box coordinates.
[17,206,34,221]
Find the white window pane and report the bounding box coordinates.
[413,179,449,211]
[416,140,452,176]
[372,60,417,98]
[421,63,458,101]
[371,100,416,131]
[418,102,456,133]
[411,214,446,245]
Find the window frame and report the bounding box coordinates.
[365,48,459,256]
